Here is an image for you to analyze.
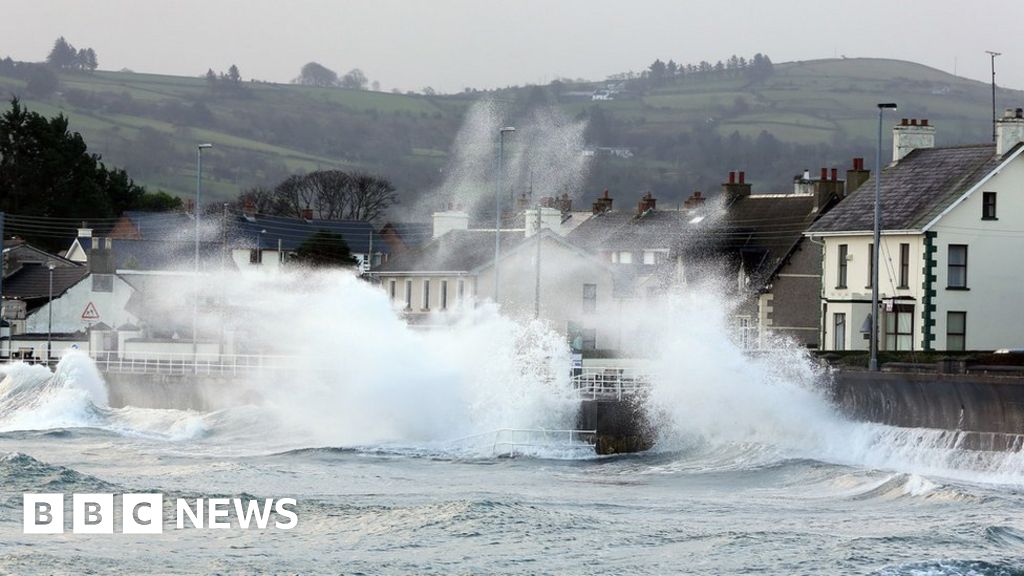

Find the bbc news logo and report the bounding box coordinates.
[23,494,298,534]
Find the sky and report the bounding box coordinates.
[1,0,1021,93]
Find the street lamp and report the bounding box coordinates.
[871,103,897,371]
[47,261,55,364]
[258,229,267,265]
[494,126,515,303]
[986,51,1001,143]
[194,143,213,374]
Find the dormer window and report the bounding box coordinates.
[982,192,997,220]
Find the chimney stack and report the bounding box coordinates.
[683,191,705,210]
[243,198,256,218]
[723,171,752,203]
[996,107,1024,156]
[592,190,614,214]
[636,192,657,216]
[813,167,845,212]
[431,208,470,239]
[892,118,935,162]
[846,157,870,195]
[301,208,314,221]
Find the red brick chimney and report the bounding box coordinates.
[243,198,256,218]
[845,157,870,196]
[636,192,656,216]
[301,208,314,221]
[813,166,844,212]
[722,171,752,203]
[592,190,614,214]
[683,191,705,210]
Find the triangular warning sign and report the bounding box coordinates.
[81,302,100,320]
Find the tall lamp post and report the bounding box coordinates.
[194,143,213,374]
[986,51,1001,143]
[47,262,55,364]
[871,103,897,371]
[493,126,515,304]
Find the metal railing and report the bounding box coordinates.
[89,350,304,376]
[571,367,649,400]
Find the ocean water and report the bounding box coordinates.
[2,355,1024,575]
[2,275,1024,575]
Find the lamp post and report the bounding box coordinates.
[258,229,267,265]
[871,103,897,371]
[986,51,1001,143]
[194,143,213,374]
[47,261,55,364]
[493,126,515,304]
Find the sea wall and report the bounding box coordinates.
[103,372,260,411]
[576,396,652,454]
[828,369,1024,450]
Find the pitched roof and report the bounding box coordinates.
[2,264,88,301]
[564,210,636,249]
[229,215,386,254]
[118,211,194,240]
[713,194,820,282]
[374,230,527,273]
[808,144,1004,234]
[380,222,432,249]
[600,210,696,251]
[107,239,226,271]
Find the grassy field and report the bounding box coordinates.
[2,57,1019,205]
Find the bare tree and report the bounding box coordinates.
[237,170,396,222]
[345,171,396,221]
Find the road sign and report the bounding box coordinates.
[81,302,100,320]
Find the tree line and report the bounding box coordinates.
[610,53,774,89]
[46,36,98,71]
[292,61,369,90]
[235,169,397,222]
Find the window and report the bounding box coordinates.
[837,244,848,288]
[567,322,596,352]
[91,274,113,293]
[898,243,910,289]
[947,311,966,351]
[736,316,755,349]
[884,304,914,351]
[866,244,873,288]
[947,245,968,289]
[389,280,396,300]
[404,280,412,310]
[833,313,846,351]
[582,283,597,313]
[618,251,633,264]
[643,251,656,265]
[982,192,997,220]
[441,280,448,310]
[422,280,430,310]
[249,249,262,264]
[457,279,465,303]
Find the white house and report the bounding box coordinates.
[370,208,620,351]
[807,110,1024,352]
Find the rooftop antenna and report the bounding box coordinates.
[986,50,1001,143]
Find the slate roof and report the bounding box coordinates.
[381,222,432,249]
[119,211,194,240]
[564,210,637,250]
[374,230,528,273]
[107,239,226,271]
[809,144,1006,234]
[712,194,820,283]
[229,215,387,254]
[2,264,88,301]
[599,210,696,251]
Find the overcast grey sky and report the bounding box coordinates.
[1,0,1021,92]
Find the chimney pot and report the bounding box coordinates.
[1017,108,1023,119]
[820,168,827,181]
[911,118,918,126]
[728,171,736,184]
[921,119,929,126]
[738,171,745,184]
[901,118,909,126]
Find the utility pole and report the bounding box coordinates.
[986,51,1001,143]
[534,206,542,319]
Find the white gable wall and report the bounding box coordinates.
[931,156,1024,349]
[26,274,137,334]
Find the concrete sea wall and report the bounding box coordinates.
[828,369,1024,451]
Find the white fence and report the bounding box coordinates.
[571,367,649,400]
[89,350,303,376]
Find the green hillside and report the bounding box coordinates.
[1,57,1019,210]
